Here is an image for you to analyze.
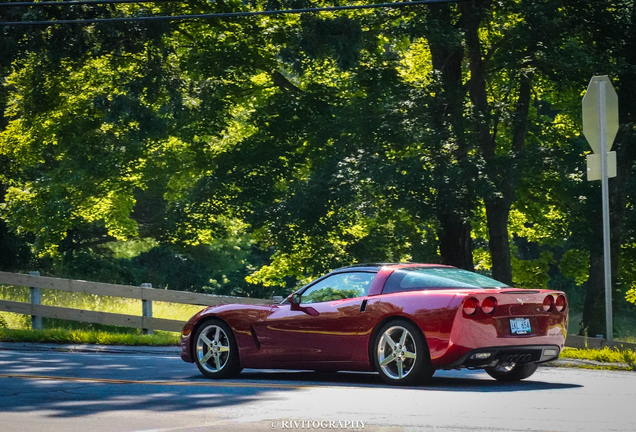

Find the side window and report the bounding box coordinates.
[301,272,375,304]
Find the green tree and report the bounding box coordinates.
[0,1,280,291]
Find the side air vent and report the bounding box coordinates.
[250,326,261,350]
[360,299,368,313]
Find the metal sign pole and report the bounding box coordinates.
[598,80,613,344]
[582,75,618,344]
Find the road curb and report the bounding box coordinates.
[0,341,181,356]
[544,358,632,369]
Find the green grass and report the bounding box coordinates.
[560,347,636,371]
[0,328,180,345]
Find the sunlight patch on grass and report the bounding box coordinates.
[153,302,203,320]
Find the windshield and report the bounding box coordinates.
[382,267,508,294]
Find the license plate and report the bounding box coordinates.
[510,318,531,335]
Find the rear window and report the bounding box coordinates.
[382,267,508,294]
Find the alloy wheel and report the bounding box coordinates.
[196,324,231,373]
[377,325,418,380]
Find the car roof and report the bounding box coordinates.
[333,263,453,273]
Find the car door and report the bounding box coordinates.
[262,271,376,364]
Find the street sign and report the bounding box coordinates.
[581,75,618,345]
[586,151,617,181]
[582,75,619,154]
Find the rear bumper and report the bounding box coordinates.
[440,344,561,370]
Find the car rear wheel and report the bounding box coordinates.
[484,362,538,381]
[194,319,242,379]
[373,320,434,386]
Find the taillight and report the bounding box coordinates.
[555,295,567,313]
[481,297,497,314]
[463,297,479,315]
[543,295,554,312]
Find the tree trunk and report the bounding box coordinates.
[460,1,532,285]
[581,246,606,337]
[425,3,475,270]
[437,212,474,270]
[484,198,513,285]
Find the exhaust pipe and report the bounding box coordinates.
[503,353,533,365]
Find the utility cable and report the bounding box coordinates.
[0,0,461,26]
[0,0,180,7]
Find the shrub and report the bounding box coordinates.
[621,350,636,371]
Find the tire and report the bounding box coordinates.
[484,362,538,382]
[193,319,242,379]
[372,319,434,386]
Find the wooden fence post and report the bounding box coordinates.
[141,283,153,335]
[29,271,42,330]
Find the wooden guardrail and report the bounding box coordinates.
[0,271,269,333]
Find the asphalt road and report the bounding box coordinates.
[0,344,633,432]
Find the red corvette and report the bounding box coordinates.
[180,263,568,385]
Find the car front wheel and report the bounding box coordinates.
[373,320,434,386]
[194,319,242,379]
[484,362,538,381]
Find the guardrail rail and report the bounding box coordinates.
[0,271,268,333]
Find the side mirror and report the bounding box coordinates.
[291,292,301,305]
[288,292,319,316]
[284,292,297,305]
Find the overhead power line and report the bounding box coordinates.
[0,0,179,7]
[0,0,461,26]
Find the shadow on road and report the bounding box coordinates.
[0,350,299,419]
[0,373,297,419]
[236,369,583,392]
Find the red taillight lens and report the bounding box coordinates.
[481,297,497,314]
[463,297,479,315]
[543,295,554,312]
[555,295,567,313]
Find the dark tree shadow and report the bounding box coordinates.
[0,349,582,419]
[236,368,583,392]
